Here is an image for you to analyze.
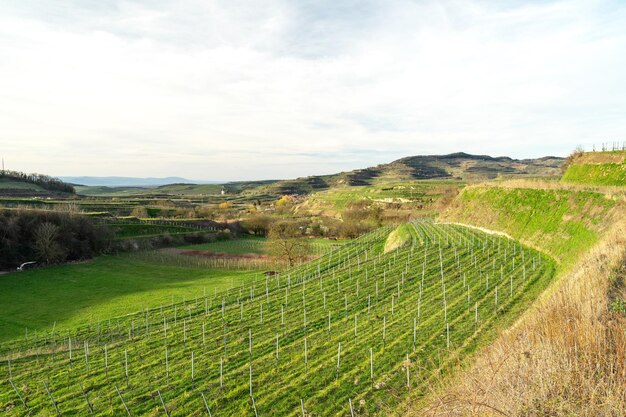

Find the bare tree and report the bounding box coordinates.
[34,222,65,263]
[266,221,310,266]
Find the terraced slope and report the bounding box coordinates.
[442,184,621,265]
[0,223,555,416]
[561,151,626,186]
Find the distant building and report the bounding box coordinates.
[221,187,226,195]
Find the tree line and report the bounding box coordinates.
[0,170,75,193]
[0,209,112,269]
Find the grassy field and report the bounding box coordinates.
[442,185,621,266]
[0,223,556,416]
[0,255,260,344]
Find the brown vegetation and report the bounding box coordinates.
[414,221,626,417]
[560,146,585,173]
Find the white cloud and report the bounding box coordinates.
[0,0,625,180]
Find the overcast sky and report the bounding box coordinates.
[1,0,625,180]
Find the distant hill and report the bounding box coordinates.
[258,152,564,195]
[74,152,564,197]
[0,170,75,196]
[61,176,222,187]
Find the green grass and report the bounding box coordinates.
[0,179,45,191]
[562,162,626,186]
[383,224,414,253]
[0,223,556,416]
[442,186,619,266]
[0,255,259,343]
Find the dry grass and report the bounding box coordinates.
[413,220,626,417]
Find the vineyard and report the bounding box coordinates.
[0,222,556,416]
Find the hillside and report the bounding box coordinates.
[561,150,626,186]
[441,183,622,265]
[0,223,557,416]
[0,171,75,196]
[75,153,564,197]
[62,176,221,187]
[259,153,563,195]
[418,181,626,415]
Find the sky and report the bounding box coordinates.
[1,0,625,181]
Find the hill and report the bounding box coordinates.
[561,150,626,186]
[0,170,75,196]
[75,153,564,197]
[62,176,221,187]
[75,180,277,197]
[258,152,563,195]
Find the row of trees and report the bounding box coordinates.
[0,170,75,193]
[0,209,112,269]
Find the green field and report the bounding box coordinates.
[0,255,259,344]
[0,223,556,416]
[0,179,45,191]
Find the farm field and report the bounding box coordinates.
[0,222,556,416]
[177,236,345,256]
[0,255,260,344]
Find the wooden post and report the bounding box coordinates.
[370,347,373,384]
[158,390,170,417]
[43,381,60,416]
[336,342,341,379]
[413,317,417,351]
[115,385,132,416]
[406,353,410,391]
[125,349,129,387]
[251,395,259,417]
[201,392,213,416]
[9,379,28,412]
[104,344,109,379]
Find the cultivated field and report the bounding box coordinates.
[0,223,556,416]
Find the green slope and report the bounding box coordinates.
[561,151,626,186]
[0,224,556,416]
[441,185,622,266]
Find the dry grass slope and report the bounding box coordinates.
[410,185,626,416]
[416,221,625,416]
